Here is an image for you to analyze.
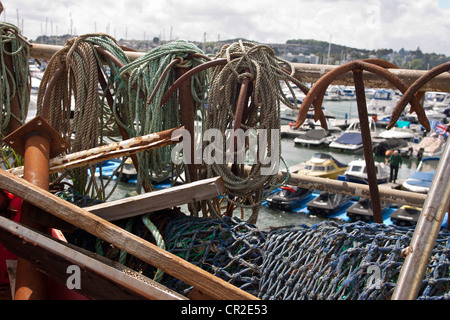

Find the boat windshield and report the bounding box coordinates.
[350,165,363,172]
[417,158,440,172]
[373,91,391,100]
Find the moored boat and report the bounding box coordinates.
[402,156,440,193]
[346,198,389,222]
[265,186,313,211]
[293,128,336,147]
[389,205,421,227]
[306,191,353,215]
[343,159,389,185]
[295,153,347,179]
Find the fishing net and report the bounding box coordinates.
[161,216,266,297]
[160,217,449,300]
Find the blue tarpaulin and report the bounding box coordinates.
[335,132,362,145]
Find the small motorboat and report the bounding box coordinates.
[389,205,421,227]
[401,135,446,160]
[293,128,336,147]
[346,198,389,223]
[379,127,417,141]
[306,191,353,215]
[330,119,378,152]
[402,156,440,193]
[329,132,364,152]
[295,153,347,179]
[266,186,313,211]
[343,159,389,185]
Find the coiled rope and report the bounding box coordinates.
[204,41,305,222]
[0,22,30,136]
[115,40,209,193]
[36,33,130,199]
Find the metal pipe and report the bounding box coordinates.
[353,69,383,223]
[391,139,450,300]
[7,127,182,177]
[29,43,450,93]
[235,164,428,207]
[14,132,50,300]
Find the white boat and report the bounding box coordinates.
[324,86,344,101]
[402,156,440,193]
[400,135,446,159]
[365,88,376,99]
[329,118,378,152]
[294,128,337,147]
[423,91,450,111]
[379,127,417,141]
[340,86,356,100]
[343,159,389,185]
[367,89,400,118]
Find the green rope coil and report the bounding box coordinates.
[142,213,166,282]
[115,40,209,193]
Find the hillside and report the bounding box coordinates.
[34,35,449,71]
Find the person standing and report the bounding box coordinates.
[386,150,402,183]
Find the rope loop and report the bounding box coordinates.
[204,40,307,223]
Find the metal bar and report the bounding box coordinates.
[391,140,450,300]
[353,69,383,223]
[7,127,182,177]
[291,62,450,93]
[234,164,428,207]
[177,68,198,183]
[29,43,450,93]
[225,76,251,217]
[14,132,50,300]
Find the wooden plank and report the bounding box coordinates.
[0,169,258,300]
[85,176,225,221]
[0,216,186,300]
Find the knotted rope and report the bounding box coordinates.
[115,40,209,193]
[204,41,305,223]
[0,22,30,136]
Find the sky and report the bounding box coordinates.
[3,0,450,55]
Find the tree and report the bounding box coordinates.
[410,58,425,70]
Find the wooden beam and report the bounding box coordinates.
[86,176,225,221]
[0,169,257,300]
[0,216,187,300]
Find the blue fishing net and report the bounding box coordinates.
[161,217,450,300]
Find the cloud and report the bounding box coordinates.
[4,0,450,55]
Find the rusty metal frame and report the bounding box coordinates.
[294,59,429,223]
